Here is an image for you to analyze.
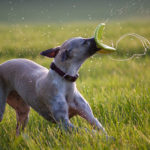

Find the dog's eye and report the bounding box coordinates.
[61,49,72,61]
[82,40,87,45]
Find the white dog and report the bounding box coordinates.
[0,37,108,137]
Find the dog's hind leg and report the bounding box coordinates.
[0,81,7,122]
[15,108,30,135]
[7,91,30,135]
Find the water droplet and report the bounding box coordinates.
[76,28,79,32]
[10,7,14,11]
[25,24,28,28]
[66,12,70,16]
[72,4,76,8]
[9,1,12,4]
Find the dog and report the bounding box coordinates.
[0,37,108,137]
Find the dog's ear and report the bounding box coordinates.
[40,46,60,58]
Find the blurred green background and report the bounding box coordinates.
[0,0,150,24]
[0,1,150,150]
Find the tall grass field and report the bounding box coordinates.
[0,21,150,150]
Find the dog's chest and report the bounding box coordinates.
[64,84,75,100]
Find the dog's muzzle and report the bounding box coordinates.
[87,37,101,55]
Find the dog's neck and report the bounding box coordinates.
[53,60,82,77]
[49,62,78,82]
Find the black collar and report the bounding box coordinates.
[50,62,79,82]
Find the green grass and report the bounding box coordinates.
[0,21,150,150]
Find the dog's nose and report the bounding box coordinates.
[86,37,95,42]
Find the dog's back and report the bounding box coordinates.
[0,59,48,77]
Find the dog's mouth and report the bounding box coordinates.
[87,37,101,55]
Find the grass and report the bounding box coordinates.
[0,21,150,150]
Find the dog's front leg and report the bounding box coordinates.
[73,91,108,137]
[50,96,75,131]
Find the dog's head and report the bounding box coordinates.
[41,37,100,65]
